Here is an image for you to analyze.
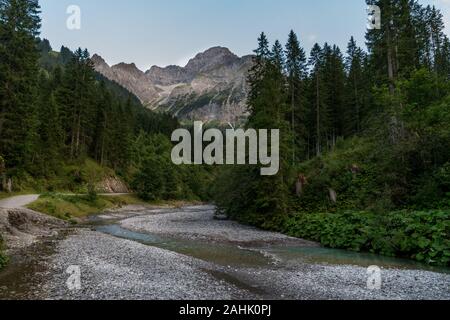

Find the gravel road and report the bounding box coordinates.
[0,195,40,209]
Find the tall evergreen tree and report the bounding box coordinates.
[366,0,410,92]
[323,45,346,146]
[247,32,271,121]
[0,0,41,170]
[344,37,367,135]
[57,48,96,159]
[216,34,293,224]
[308,43,327,156]
[35,71,63,174]
[285,30,307,162]
[428,6,449,76]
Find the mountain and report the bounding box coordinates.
[92,47,253,123]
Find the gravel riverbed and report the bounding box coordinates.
[1,205,449,300]
[40,229,256,300]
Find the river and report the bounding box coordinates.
[0,205,449,300]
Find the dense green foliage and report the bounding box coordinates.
[1,0,449,267]
[130,133,214,202]
[0,0,41,171]
[284,210,450,266]
[0,0,210,201]
[214,32,294,227]
[214,0,450,265]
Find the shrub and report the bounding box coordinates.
[284,210,450,266]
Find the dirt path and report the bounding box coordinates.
[0,193,130,209]
[0,195,40,209]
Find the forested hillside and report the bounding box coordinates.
[0,0,214,201]
[214,0,450,266]
[1,0,449,267]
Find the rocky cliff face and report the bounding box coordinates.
[92,47,253,124]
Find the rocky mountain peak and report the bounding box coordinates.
[111,62,144,77]
[145,65,189,86]
[92,46,253,123]
[91,54,108,66]
[185,46,239,73]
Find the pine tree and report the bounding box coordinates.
[366,0,435,87]
[395,0,420,76]
[322,45,346,147]
[308,43,327,156]
[216,34,293,224]
[270,40,287,122]
[365,0,419,144]
[57,48,96,159]
[0,0,41,170]
[344,37,367,135]
[247,32,271,121]
[428,6,448,76]
[442,37,450,79]
[285,30,307,163]
[92,81,111,166]
[36,71,63,174]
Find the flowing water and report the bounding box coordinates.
[94,223,450,274]
[0,206,448,300]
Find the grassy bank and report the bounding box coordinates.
[27,193,145,222]
[26,193,203,223]
[283,210,450,266]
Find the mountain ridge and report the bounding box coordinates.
[92,47,253,123]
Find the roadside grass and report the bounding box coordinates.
[26,193,203,223]
[26,193,145,222]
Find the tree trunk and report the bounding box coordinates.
[386,23,396,95]
[291,83,296,164]
[316,72,321,157]
[353,73,360,133]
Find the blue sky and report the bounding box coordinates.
[40,0,450,71]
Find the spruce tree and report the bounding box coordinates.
[57,48,96,159]
[366,0,398,93]
[247,32,271,121]
[285,30,307,162]
[323,45,346,146]
[216,34,293,224]
[0,0,41,170]
[344,37,367,135]
[308,43,327,156]
[36,71,63,174]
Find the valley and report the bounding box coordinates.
[1,0,450,302]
